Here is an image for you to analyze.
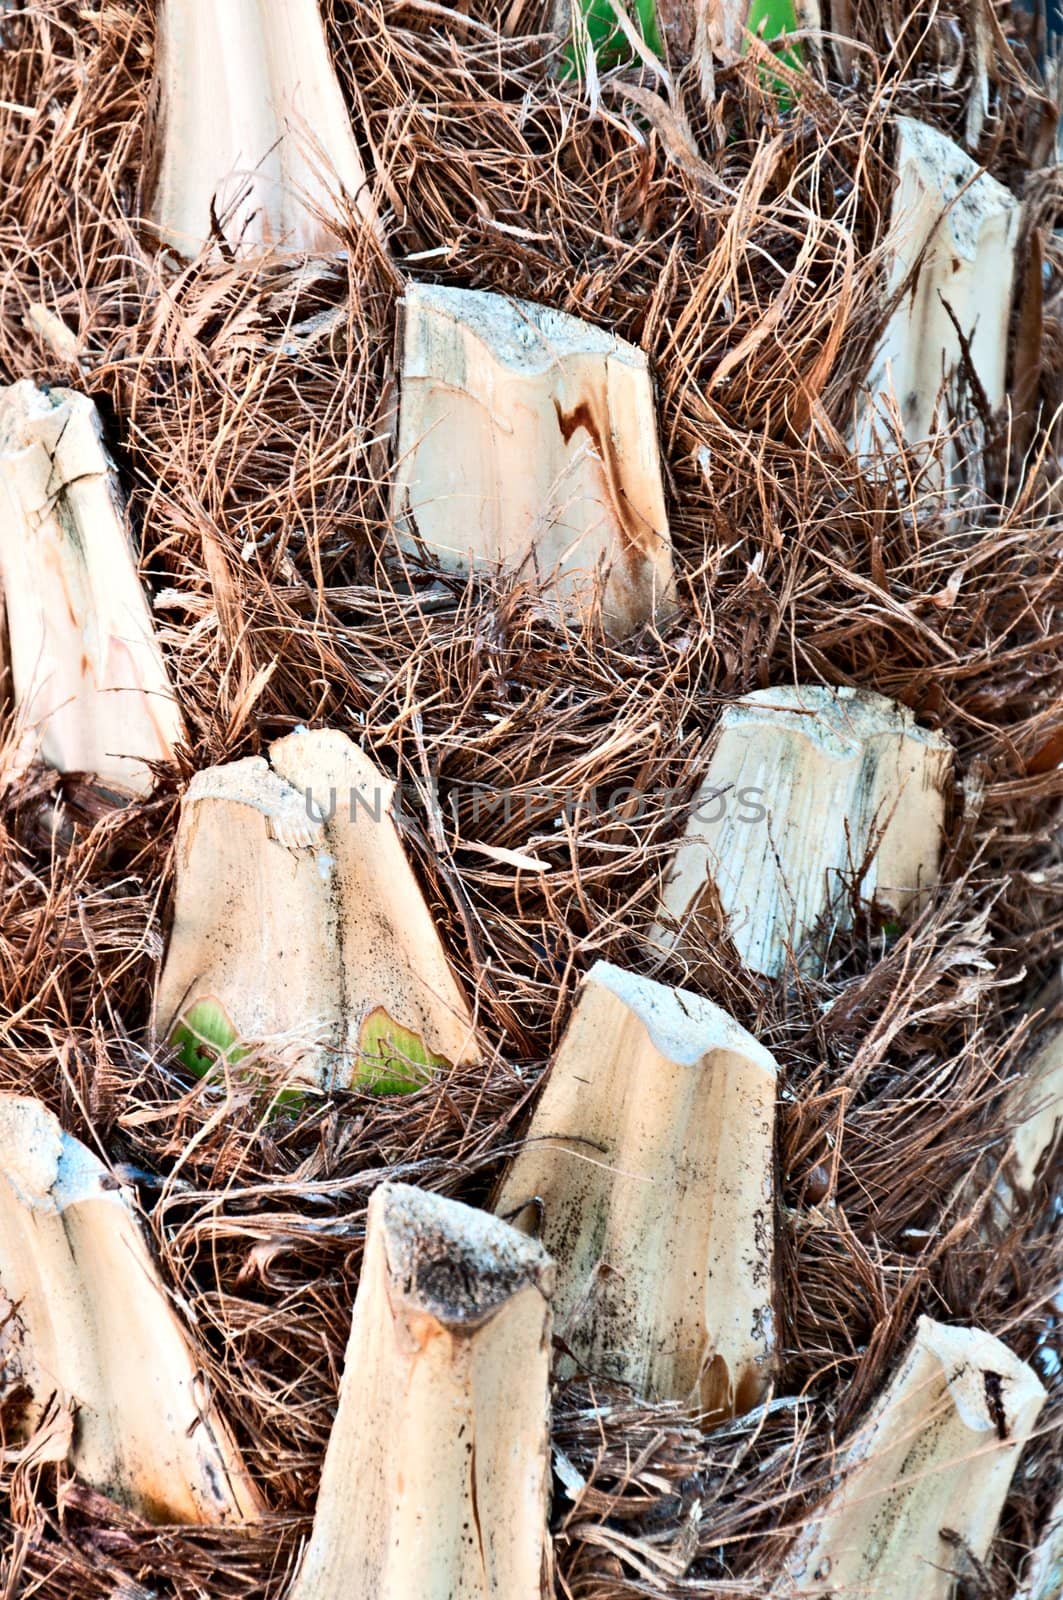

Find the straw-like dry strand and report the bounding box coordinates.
[495,959,777,1418]
[0,0,1061,1597]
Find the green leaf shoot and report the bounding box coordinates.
[561,0,663,79]
[745,0,802,105]
[170,998,247,1078]
[354,1007,449,1095]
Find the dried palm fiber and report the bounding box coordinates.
[0,2,1061,1599]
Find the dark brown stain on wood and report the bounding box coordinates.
[552,396,659,586]
[983,1369,1008,1440]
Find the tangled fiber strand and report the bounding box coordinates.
[0,0,1062,1595]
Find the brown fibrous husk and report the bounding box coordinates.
[0,3,1062,1597]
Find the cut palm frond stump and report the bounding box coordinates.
[1002,1011,1063,1204]
[780,1317,1046,1600]
[0,1095,262,1523]
[495,959,777,1418]
[288,1182,554,1600]
[392,284,676,638]
[980,993,1063,1232]
[855,117,1021,475]
[144,0,378,256]
[0,380,184,797]
[156,727,478,1090]
[652,685,952,977]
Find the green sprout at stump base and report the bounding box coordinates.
[170,999,247,1077]
[355,1008,449,1095]
[169,1001,448,1099]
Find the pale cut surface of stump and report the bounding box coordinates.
[1004,1021,1063,1198]
[0,1095,262,1523]
[495,959,777,1418]
[155,727,478,1088]
[652,685,953,978]
[0,380,184,797]
[145,0,378,257]
[288,1182,554,1600]
[392,283,675,638]
[855,117,1021,467]
[780,1316,1046,1600]
[979,992,1063,1231]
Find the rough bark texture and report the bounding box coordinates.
[144,0,378,256]
[156,727,478,1089]
[2,5,1061,1598]
[392,284,676,639]
[288,1182,554,1600]
[780,1316,1046,1600]
[652,685,953,978]
[0,1095,262,1523]
[495,959,777,1418]
[0,380,184,797]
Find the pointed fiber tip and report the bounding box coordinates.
[374,1183,556,1329]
